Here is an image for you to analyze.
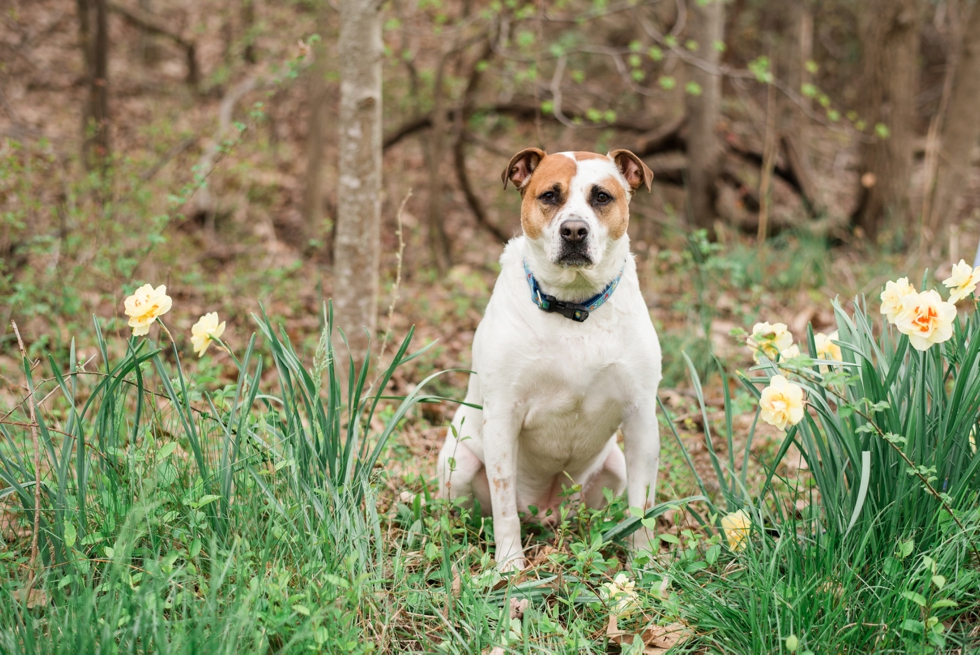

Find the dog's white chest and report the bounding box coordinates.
[518,366,626,466]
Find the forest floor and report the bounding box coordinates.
[2,1,980,651]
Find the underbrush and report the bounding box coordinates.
[658,284,980,653]
[2,273,979,653]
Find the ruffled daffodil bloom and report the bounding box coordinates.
[760,375,805,430]
[721,510,751,552]
[880,278,915,322]
[943,260,980,304]
[747,322,794,361]
[124,284,172,336]
[191,312,227,357]
[814,331,842,363]
[600,572,639,616]
[893,290,956,352]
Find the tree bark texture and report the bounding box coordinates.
[78,0,111,171]
[851,0,924,242]
[334,0,383,359]
[424,56,452,273]
[928,1,980,239]
[684,0,724,232]
[772,1,823,215]
[302,4,331,260]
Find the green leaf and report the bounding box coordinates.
[324,573,350,589]
[189,538,202,559]
[931,575,946,590]
[901,619,924,632]
[157,442,178,460]
[658,533,680,545]
[658,76,676,90]
[786,634,799,652]
[685,81,702,96]
[292,604,311,616]
[931,599,958,608]
[195,494,221,508]
[875,123,890,139]
[901,590,927,607]
[64,522,77,549]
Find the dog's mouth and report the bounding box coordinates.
[556,244,593,267]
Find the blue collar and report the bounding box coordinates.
[523,259,625,322]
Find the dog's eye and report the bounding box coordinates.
[595,191,612,204]
[540,191,557,202]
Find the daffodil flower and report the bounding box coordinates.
[759,375,805,430]
[721,510,751,552]
[600,572,639,617]
[191,312,227,357]
[880,278,915,322]
[124,284,172,336]
[943,260,980,304]
[893,290,956,352]
[747,322,794,361]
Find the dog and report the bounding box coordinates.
[436,147,662,571]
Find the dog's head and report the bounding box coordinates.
[502,149,652,268]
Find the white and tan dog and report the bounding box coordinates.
[437,147,662,571]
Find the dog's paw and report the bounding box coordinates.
[629,526,657,554]
[496,554,527,573]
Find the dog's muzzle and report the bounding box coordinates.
[557,219,592,266]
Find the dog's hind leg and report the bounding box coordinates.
[582,436,627,508]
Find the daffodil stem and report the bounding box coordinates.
[784,364,980,562]
[212,337,241,369]
[157,319,176,346]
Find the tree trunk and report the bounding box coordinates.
[424,56,452,273]
[302,4,331,261]
[851,0,924,242]
[334,0,382,361]
[928,1,980,241]
[242,0,257,64]
[684,0,724,232]
[773,2,823,216]
[78,0,110,172]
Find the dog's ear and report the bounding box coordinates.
[502,147,546,191]
[609,149,654,193]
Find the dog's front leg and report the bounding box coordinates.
[482,396,526,571]
[622,401,661,554]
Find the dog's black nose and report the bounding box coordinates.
[559,220,589,243]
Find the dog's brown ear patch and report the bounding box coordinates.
[502,147,547,191]
[609,149,654,193]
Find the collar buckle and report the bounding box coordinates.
[538,293,590,322]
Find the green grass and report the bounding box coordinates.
[1,288,979,652]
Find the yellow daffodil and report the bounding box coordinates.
[781,344,802,360]
[190,312,227,357]
[600,572,639,616]
[759,375,806,430]
[893,290,956,352]
[943,259,980,304]
[747,322,794,361]
[814,331,842,363]
[721,509,751,552]
[880,278,915,322]
[124,284,172,336]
